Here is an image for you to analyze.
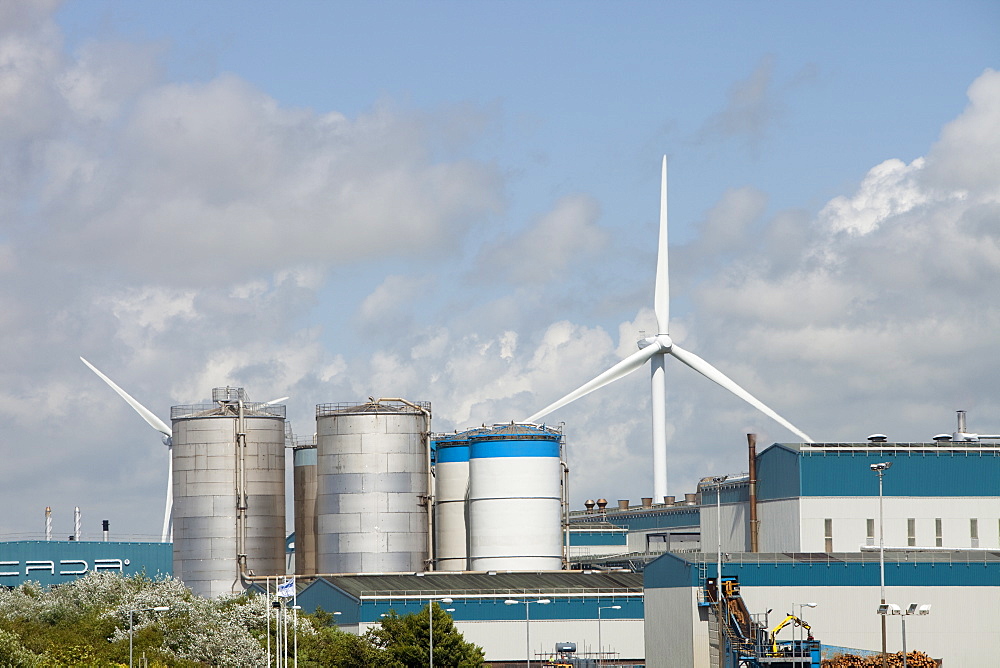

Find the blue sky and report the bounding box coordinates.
[1,0,998,539]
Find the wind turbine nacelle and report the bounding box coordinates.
[162,435,173,446]
[637,334,671,351]
[953,431,979,442]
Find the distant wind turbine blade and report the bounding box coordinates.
[79,357,172,437]
[668,344,814,443]
[264,397,289,405]
[525,343,662,423]
[653,156,670,334]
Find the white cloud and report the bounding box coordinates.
[481,194,606,284]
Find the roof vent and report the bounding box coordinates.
[584,499,596,513]
[596,498,608,512]
[617,499,630,511]
[932,433,952,442]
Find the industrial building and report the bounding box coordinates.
[22,376,999,667]
[0,540,171,588]
[643,550,1000,667]
[256,571,645,665]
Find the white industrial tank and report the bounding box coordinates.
[433,431,473,571]
[292,442,317,576]
[468,423,563,571]
[171,387,286,598]
[315,399,431,574]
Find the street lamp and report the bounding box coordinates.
[878,603,930,668]
[597,604,622,666]
[129,606,169,668]
[429,597,453,668]
[794,603,817,644]
[505,598,551,668]
[871,461,892,668]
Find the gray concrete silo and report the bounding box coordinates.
[315,399,431,574]
[171,387,285,598]
[292,442,317,576]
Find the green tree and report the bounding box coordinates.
[366,604,485,668]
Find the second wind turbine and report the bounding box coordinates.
[524,157,813,500]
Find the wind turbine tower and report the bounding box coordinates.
[525,157,813,500]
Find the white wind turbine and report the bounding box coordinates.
[80,357,175,543]
[81,357,288,542]
[524,157,813,500]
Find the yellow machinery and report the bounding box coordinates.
[769,614,813,655]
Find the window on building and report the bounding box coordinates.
[907,518,916,547]
[824,518,833,553]
[971,518,979,548]
[866,518,875,546]
[935,518,943,547]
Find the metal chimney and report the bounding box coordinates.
[102,520,110,542]
[74,507,81,541]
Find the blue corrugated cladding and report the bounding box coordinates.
[755,444,1000,498]
[644,554,1000,589]
[291,580,643,622]
[756,445,802,500]
[574,509,700,532]
[359,595,642,623]
[799,449,1000,497]
[569,530,629,546]
[0,540,172,588]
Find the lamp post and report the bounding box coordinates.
[597,604,621,666]
[129,606,169,668]
[794,603,817,645]
[711,475,728,668]
[877,603,930,668]
[871,461,892,668]
[711,475,728,586]
[505,598,551,668]
[429,597,453,668]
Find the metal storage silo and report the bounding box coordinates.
[315,399,431,574]
[433,431,472,571]
[293,441,317,576]
[171,387,286,598]
[468,423,563,571]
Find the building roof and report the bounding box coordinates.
[303,570,642,600]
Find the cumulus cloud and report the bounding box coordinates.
[480,194,606,284]
[1,6,998,538]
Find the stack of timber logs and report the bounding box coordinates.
[822,651,940,668]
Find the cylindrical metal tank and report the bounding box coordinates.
[433,431,472,571]
[171,388,286,598]
[468,423,563,571]
[315,399,430,574]
[293,443,317,576]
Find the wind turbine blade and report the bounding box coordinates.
[264,397,289,405]
[653,156,670,334]
[80,357,171,437]
[668,344,814,443]
[525,343,662,423]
